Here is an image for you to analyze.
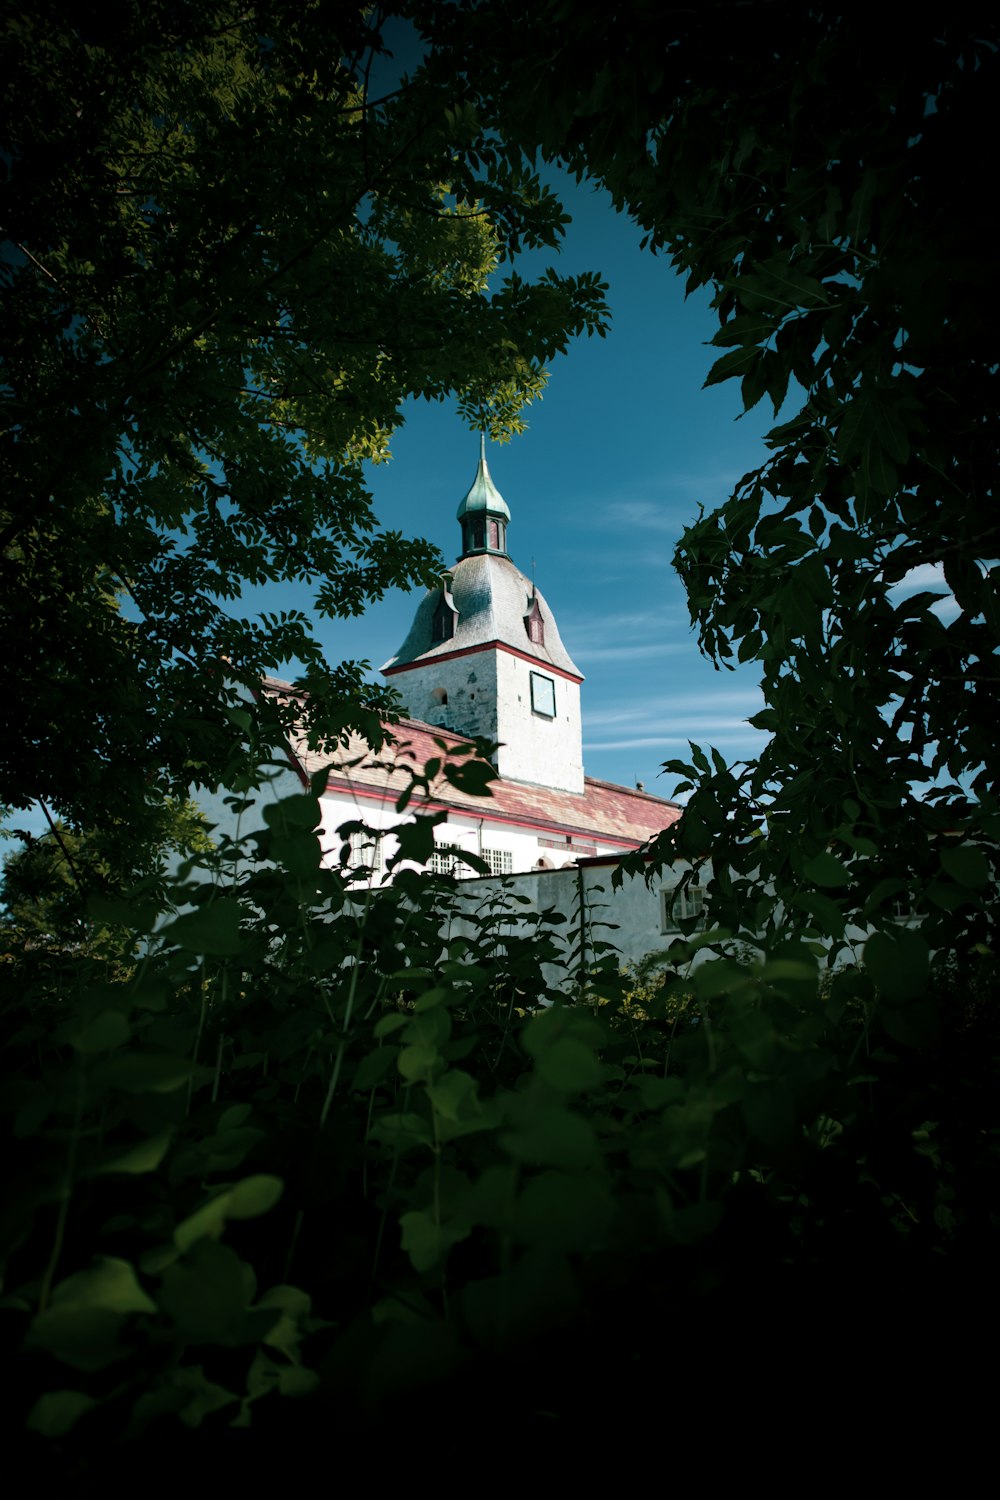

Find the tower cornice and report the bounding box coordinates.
[383,637,584,685]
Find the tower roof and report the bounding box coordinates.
[456,433,511,522]
[381,553,582,680]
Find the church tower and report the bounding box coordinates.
[382,440,585,795]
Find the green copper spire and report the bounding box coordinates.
[456,434,510,558]
[456,433,511,523]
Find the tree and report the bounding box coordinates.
[416,1,1000,963]
[0,800,211,954]
[1,1,607,837]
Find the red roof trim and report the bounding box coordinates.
[322,775,646,849]
[383,639,583,684]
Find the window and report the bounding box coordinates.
[430,844,461,876]
[530,671,556,718]
[348,829,382,873]
[472,520,485,550]
[431,594,454,643]
[661,884,705,933]
[488,519,499,549]
[525,600,544,645]
[483,847,513,876]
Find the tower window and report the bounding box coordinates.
[488,519,499,549]
[525,599,544,645]
[530,671,556,718]
[431,593,454,643]
[472,520,485,550]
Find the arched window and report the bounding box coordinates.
[488,519,499,549]
[472,520,485,550]
[431,594,454,643]
[525,599,544,646]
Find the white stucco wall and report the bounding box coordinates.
[391,648,583,796]
[494,650,584,794]
[391,652,500,744]
[448,861,708,984]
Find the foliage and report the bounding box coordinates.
[415,1,1000,963]
[1,0,607,836]
[3,771,997,1470]
[2,0,998,1471]
[0,802,212,954]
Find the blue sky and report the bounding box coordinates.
[298,169,778,801]
[305,164,961,803]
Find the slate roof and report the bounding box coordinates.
[381,552,582,679]
[262,678,679,849]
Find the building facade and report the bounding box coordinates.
[265,439,680,899]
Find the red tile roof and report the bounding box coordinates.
[263,677,680,850]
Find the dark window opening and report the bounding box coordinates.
[472,520,485,550]
[432,595,454,643]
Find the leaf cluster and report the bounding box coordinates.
[414,0,1000,965]
[1,1,608,837]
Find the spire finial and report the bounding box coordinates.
[479,430,486,466]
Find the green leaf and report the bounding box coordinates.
[28,1257,156,1372]
[742,1082,796,1149]
[97,1053,195,1094]
[534,1036,602,1093]
[52,1257,157,1316]
[373,1012,409,1038]
[400,1209,472,1272]
[501,1101,598,1170]
[174,1175,284,1251]
[226,1174,285,1220]
[262,795,321,831]
[277,1365,320,1397]
[802,851,851,887]
[352,1045,398,1091]
[865,929,930,1005]
[513,1171,613,1253]
[442,759,497,797]
[161,898,243,955]
[704,344,760,388]
[93,1130,173,1176]
[71,1010,131,1054]
[26,1391,98,1437]
[175,1366,241,1429]
[940,844,989,888]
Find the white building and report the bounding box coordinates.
[264,439,680,903]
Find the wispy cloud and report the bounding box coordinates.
[584,687,764,731]
[890,562,948,591]
[888,561,961,621]
[584,727,767,752]
[575,640,692,664]
[563,605,692,665]
[604,500,683,536]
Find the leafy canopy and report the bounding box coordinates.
[1,1,607,834]
[416,0,1000,957]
